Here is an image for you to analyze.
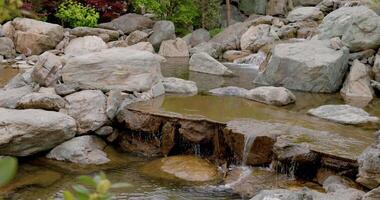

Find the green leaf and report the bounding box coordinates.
[110,182,132,189]
[63,191,75,200]
[72,185,90,196]
[0,156,18,187]
[77,176,97,187]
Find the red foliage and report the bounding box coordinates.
[81,0,128,22]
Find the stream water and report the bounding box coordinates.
[0,59,378,199]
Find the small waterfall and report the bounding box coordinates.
[193,144,201,156]
[233,51,266,69]
[242,135,256,166]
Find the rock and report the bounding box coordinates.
[308,105,379,126]
[0,85,33,108]
[31,51,63,87]
[294,0,322,6]
[16,92,66,111]
[241,24,277,52]
[323,175,363,193]
[189,42,223,59]
[126,30,148,45]
[223,50,251,62]
[373,55,380,82]
[162,77,198,95]
[245,86,296,106]
[141,156,220,182]
[125,42,155,53]
[209,86,248,97]
[148,21,176,49]
[189,52,233,76]
[363,187,380,200]
[68,27,119,42]
[286,7,324,22]
[189,29,210,47]
[95,126,113,136]
[240,0,268,15]
[340,60,373,105]
[62,48,163,92]
[317,6,380,52]
[210,22,249,51]
[0,108,76,156]
[64,36,107,57]
[254,40,349,93]
[12,18,64,55]
[158,38,189,58]
[182,33,191,46]
[250,189,313,200]
[98,13,154,34]
[60,90,109,134]
[220,4,247,27]
[0,37,16,58]
[54,84,79,96]
[357,133,380,189]
[47,135,110,165]
[266,0,293,16]
[233,51,267,66]
[106,90,126,120]
[295,20,319,38]
[330,37,345,50]
[3,68,33,90]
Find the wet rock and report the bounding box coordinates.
[266,0,293,16]
[68,27,120,42]
[148,21,176,49]
[62,48,163,92]
[0,85,34,108]
[241,24,277,52]
[31,51,63,87]
[308,105,379,126]
[162,77,197,95]
[60,90,109,134]
[47,135,110,165]
[245,86,296,106]
[141,156,220,182]
[323,175,363,193]
[254,40,349,93]
[117,109,163,134]
[178,120,218,143]
[11,18,64,55]
[95,126,113,136]
[317,6,380,52]
[189,42,223,59]
[189,29,210,47]
[119,131,162,156]
[16,92,66,111]
[340,60,373,105]
[161,122,176,156]
[363,187,380,200]
[54,83,79,96]
[357,133,380,189]
[223,50,251,62]
[98,13,153,34]
[0,37,15,58]
[0,108,76,156]
[158,38,189,58]
[210,22,249,50]
[125,41,155,53]
[286,6,324,22]
[189,52,233,76]
[209,86,248,97]
[64,36,107,57]
[126,30,148,46]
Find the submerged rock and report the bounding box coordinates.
[254,40,349,93]
[189,52,233,76]
[148,20,176,49]
[16,92,66,111]
[308,105,379,126]
[64,36,107,57]
[60,90,109,135]
[245,86,296,106]
[162,77,198,95]
[209,86,248,97]
[47,135,110,165]
[158,38,189,58]
[0,108,76,156]
[141,156,220,182]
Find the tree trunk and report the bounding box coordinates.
[226,0,231,26]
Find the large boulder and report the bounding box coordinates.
[189,28,210,47]
[62,48,163,92]
[148,21,176,49]
[210,22,249,50]
[162,77,198,95]
[0,37,15,58]
[317,6,380,52]
[60,90,109,135]
[254,40,349,93]
[158,38,189,58]
[98,13,153,34]
[64,36,107,57]
[209,86,248,97]
[372,55,380,82]
[189,52,233,76]
[286,6,324,22]
[189,42,224,59]
[308,104,379,126]
[16,92,66,111]
[11,18,64,55]
[241,24,277,52]
[357,132,380,189]
[240,0,268,15]
[0,108,76,156]
[125,42,154,53]
[0,85,34,109]
[31,52,63,87]
[363,187,380,200]
[47,135,110,165]
[245,86,296,106]
[266,0,293,16]
[125,30,148,46]
[68,27,120,42]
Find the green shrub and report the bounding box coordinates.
[209,28,223,37]
[55,0,99,27]
[0,0,23,23]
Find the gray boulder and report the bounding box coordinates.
[158,38,189,58]
[266,0,293,16]
[62,48,163,92]
[64,36,107,57]
[210,22,249,50]
[241,24,277,52]
[190,29,210,47]
[254,40,349,93]
[209,86,248,97]
[126,30,148,45]
[0,85,34,108]
[245,86,296,106]
[98,13,153,34]
[189,52,233,76]
[47,135,110,165]
[162,77,198,95]
[240,0,267,15]
[16,92,66,111]
[0,108,76,156]
[308,104,379,126]
[189,42,223,59]
[0,37,16,58]
[60,90,109,135]
[106,90,127,120]
[373,55,380,82]
[125,42,155,53]
[148,21,176,49]
[317,6,380,52]
[363,187,380,200]
[286,6,324,22]
[68,27,120,42]
[31,51,63,87]
[357,132,380,189]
